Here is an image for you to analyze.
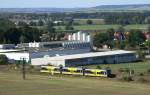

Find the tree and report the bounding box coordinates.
[19,26,41,43]
[107,28,115,48]
[93,32,109,48]
[29,21,37,26]
[47,21,55,33]
[65,24,74,30]
[87,19,93,25]
[0,55,8,65]
[5,28,21,44]
[20,35,27,43]
[38,20,44,26]
[148,24,150,33]
[0,18,15,31]
[128,30,146,47]
[117,26,125,33]
[18,21,28,26]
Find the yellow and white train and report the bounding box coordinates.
[41,66,112,77]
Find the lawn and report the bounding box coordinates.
[55,24,149,31]
[0,70,150,95]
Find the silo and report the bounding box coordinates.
[68,35,72,41]
[87,35,91,42]
[82,33,86,42]
[72,33,76,40]
[77,31,81,41]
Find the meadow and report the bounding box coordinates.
[0,71,150,95]
[87,60,150,74]
[0,60,150,95]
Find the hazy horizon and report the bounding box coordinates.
[0,0,150,8]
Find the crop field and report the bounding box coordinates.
[74,19,105,25]
[0,60,150,95]
[55,24,149,31]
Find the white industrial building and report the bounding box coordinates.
[0,49,137,66]
[31,50,137,67]
[0,44,15,49]
[0,49,30,62]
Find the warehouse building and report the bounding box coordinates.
[0,49,30,62]
[31,50,137,67]
[0,44,15,49]
[0,40,91,63]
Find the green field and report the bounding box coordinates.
[55,24,149,31]
[0,71,150,95]
[74,19,105,25]
[87,60,150,74]
[0,60,150,95]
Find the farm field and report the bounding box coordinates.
[74,19,105,25]
[55,24,149,31]
[0,71,150,95]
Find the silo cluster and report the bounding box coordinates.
[68,31,91,42]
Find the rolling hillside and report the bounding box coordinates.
[0,4,150,13]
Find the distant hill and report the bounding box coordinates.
[0,4,150,13]
[94,4,150,10]
[0,8,80,13]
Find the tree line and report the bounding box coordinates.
[1,11,150,26]
[0,19,66,44]
[93,26,148,49]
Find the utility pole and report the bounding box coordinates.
[59,65,63,75]
[82,67,85,76]
[129,63,132,77]
[22,58,26,80]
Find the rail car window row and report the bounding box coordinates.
[74,70,82,73]
[54,68,60,72]
[97,71,106,75]
[41,68,48,71]
[84,70,94,74]
[62,69,70,72]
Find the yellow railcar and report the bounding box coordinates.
[40,66,111,77]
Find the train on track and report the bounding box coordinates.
[40,66,112,77]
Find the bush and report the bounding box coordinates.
[139,73,144,76]
[118,68,124,73]
[28,65,35,73]
[137,78,149,83]
[147,69,150,74]
[0,55,8,65]
[105,67,111,70]
[96,65,102,69]
[120,76,133,82]
[118,68,129,73]
[87,19,93,25]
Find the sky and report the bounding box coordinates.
[0,0,150,8]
